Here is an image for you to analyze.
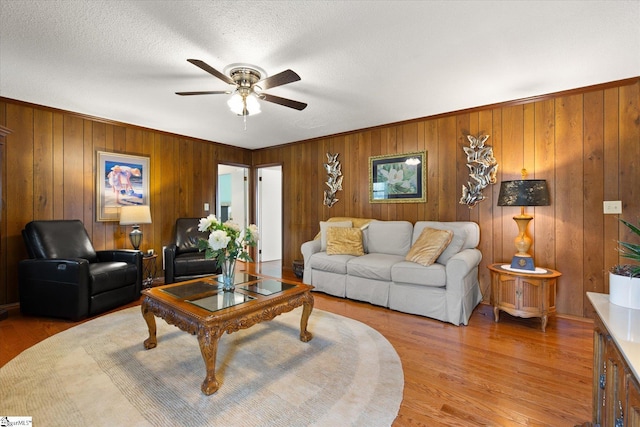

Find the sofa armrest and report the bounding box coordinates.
[301,239,322,284]
[18,258,91,320]
[445,249,482,293]
[301,239,322,264]
[19,258,90,283]
[97,249,142,265]
[164,244,178,284]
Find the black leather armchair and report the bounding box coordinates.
[19,220,142,320]
[164,218,221,284]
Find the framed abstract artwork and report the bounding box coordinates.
[369,151,426,203]
[96,151,150,221]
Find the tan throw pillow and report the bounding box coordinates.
[405,227,453,266]
[326,227,364,256]
[319,220,352,251]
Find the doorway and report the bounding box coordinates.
[217,164,249,228]
[257,165,282,262]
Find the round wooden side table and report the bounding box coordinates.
[487,263,561,332]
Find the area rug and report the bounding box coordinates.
[0,306,403,426]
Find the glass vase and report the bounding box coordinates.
[220,257,237,292]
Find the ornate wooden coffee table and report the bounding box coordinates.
[141,273,314,395]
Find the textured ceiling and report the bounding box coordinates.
[1,1,639,150]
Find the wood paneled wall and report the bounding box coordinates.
[253,79,640,318]
[1,78,638,318]
[0,99,251,306]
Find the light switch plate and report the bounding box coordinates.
[603,200,622,214]
[204,203,210,211]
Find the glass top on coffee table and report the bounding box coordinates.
[158,276,296,313]
[188,292,256,312]
[238,279,296,296]
[214,272,261,285]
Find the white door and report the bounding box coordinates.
[257,166,282,262]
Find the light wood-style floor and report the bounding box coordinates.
[1,262,593,426]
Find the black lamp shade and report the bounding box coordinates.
[497,180,550,207]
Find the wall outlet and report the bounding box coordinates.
[204,203,210,211]
[603,200,622,214]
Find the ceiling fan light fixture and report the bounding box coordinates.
[227,92,244,115]
[245,93,261,115]
[178,59,305,117]
[227,91,261,116]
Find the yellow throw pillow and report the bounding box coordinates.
[319,220,352,251]
[405,227,453,266]
[326,227,364,256]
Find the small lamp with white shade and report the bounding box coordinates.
[119,205,152,250]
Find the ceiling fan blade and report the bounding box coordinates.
[260,93,307,111]
[175,91,230,96]
[186,59,235,85]
[259,69,301,90]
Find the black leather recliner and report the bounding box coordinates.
[164,218,221,284]
[19,220,142,320]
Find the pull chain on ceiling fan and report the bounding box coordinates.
[176,59,307,129]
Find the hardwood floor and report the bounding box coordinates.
[0,262,593,426]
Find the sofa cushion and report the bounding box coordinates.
[367,221,413,256]
[391,261,447,287]
[413,221,473,264]
[326,227,364,256]
[347,253,405,281]
[313,217,375,238]
[405,227,453,266]
[319,220,352,251]
[309,252,355,275]
[438,232,466,264]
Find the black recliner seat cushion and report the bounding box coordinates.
[90,262,139,294]
[174,252,219,277]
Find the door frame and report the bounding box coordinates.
[254,163,283,263]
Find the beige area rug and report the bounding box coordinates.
[0,306,403,426]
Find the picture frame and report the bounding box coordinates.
[96,151,150,221]
[369,151,426,203]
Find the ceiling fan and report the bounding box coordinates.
[176,59,307,116]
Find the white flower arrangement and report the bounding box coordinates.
[197,214,259,267]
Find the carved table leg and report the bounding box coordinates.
[197,326,224,395]
[141,298,157,349]
[299,293,314,342]
[493,306,500,323]
[541,315,548,332]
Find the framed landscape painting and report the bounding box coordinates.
[369,151,426,203]
[96,151,150,221]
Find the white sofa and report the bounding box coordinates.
[301,218,483,325]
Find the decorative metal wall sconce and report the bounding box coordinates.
[459,134,498,208]
[323,152,343,207]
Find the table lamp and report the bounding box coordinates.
[119,205,152,250]
[497,170,549,270]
